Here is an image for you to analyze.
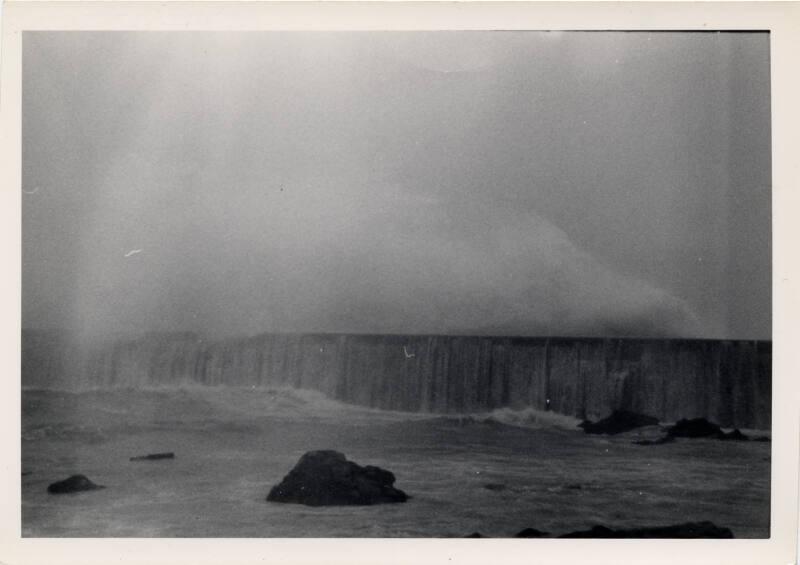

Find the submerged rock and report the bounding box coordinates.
[47,474,105,494]
[266,450,408,506]
[636,418,754,445]
[719,429,749,441]
[579,410,660,435]
[667,418,749,441]
[483,483,507,492]
[558,521,734,538]
[515,527,550,538]
[130,452,175,461]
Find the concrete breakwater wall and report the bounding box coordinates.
[22,331,772,429]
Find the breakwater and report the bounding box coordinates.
[22,331,771,429]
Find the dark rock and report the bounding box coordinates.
[266,450,408,506]
[130,452,175,461]
[565,483,582,490]
[560,525,616,538]
[667,418,723,438]
[637,419,752,444]
[47,474,105,494]
[580,410,660,435]
[483,483,507,491]
[667,418,749,441]
[559,521,734,538]
[515,528,550,538]
[464,532,484,538]
[753,436,771,443]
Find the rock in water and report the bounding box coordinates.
[515,528,550,538]
[635,418,751,445]
[667,418,724,438]
[483,483,507,491]
[719,429,750,441]
[559,521,734,538]
[667,418,749,441]
[47,474,105,494]
[266,450,408,506]
[580,410,660,435]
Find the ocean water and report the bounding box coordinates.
[21,387,771,538]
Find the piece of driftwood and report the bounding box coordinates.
[129,452,175,461]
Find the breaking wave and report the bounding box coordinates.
[22,385,580,437]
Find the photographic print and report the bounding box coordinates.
[20,29,772,540]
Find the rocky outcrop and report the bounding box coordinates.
[47,474,105,494]
[579,410,659,435]
[635,418,752,445]
[465,521,733,538]
[667,418,749,441]
[266,450,408,506]
[514,528,550,538]
[558,521,733,538]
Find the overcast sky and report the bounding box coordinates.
[22,31,771,340]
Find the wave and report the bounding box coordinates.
[22,385,581,434]
[470,406,581,430]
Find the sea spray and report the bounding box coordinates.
[22,331,771,429]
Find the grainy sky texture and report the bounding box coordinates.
[22,32,771,339]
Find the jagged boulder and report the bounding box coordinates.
[47,474,105,494]
[559,521,733,538]
[580,410,659,435]
[266,450,408,506]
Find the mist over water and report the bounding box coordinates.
[22,32,771,340]
[73,197,708,341]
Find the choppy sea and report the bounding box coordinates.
[21,387,770,537]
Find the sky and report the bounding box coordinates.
[22,31,772,340]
